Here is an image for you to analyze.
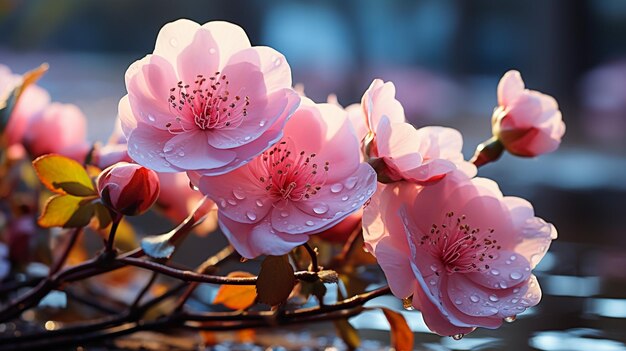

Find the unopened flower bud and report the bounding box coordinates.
[96,162,160,216]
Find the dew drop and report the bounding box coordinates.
[280,211,289,218]
[244,136,251,141]
[513,288,520,293]
[454,299,463,305]
[499,281,508,289]
[219,198,227,208]
[227,199,237,206]
[147,114,156,122]
[178,151,185,157]
[163,145,173,153]
[255,200,263,207]
[209,47,216,54]
[274,57,281,66]
[429,279,436,286]
[402,297,414,310]
[341,195,349,201]
[469,295,480,303]
[452,334,464,340]
[313,203,329,215]
[504,315,517,323]
[430,264,438,272]
[330,183,343,193]
[489,294,499,302]
[491,269,500,276]
[246,211,257,221]
[505,260,512,265]
[259,120,266,127]
[345,177,358,190]
[169,38,178,47]
[510,272,522,280]
[305,220,315,226]
[232,189,246,200]
[510,255,517,261]
[511,298,519,303]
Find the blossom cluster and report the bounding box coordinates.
[0,18,565,338]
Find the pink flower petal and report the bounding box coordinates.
[200,21,251,69]
[163,130,236,171]
[374,236,415,299]
[219,216,309,258]
[226,46,292,93]
[176,27,220,87]
[497,70,525,107]
[126,124,183,172]
[413,284,476,337]
[466,251,531,290]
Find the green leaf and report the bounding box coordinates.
[334,319,360,350]
[33,154,95,196]
[94,203,113,229]
[380,308,414,351]
[0,63,48,133]
[38,194,95,228]
[255,255,295,306]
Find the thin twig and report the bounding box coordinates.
[303,242,320,272]
[50,228,82,275]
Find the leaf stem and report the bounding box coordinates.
[303,242,320,272]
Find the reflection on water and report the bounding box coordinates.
[530,329,626,351]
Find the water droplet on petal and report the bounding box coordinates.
[330,183,343,193]
[402,297,414,310]
[513,288,520,293]
[163,145,173,152]
[280,211,289,218]
[510,272,522,280]
[430,264,438,272]
[341,195,349,201]
[454,299,463,305]
[255,200,263,207]
[209,47,216,54]
[178,151,185,157]
[259,120,266,127]
[511,298,519,303]
[429,279,436,286]
[505,260,511,265]
[489,294,499,302]
[452,334,464,340]
[169,38,178,47]
[227,199,237,206]
[510,255,517,261]
[246,211,257,221]
[345,177,358,189]
[504,315,517,323]
[232,189,246,200]
[305,220,315,226]
[244,136,251,141]
[313,203,329,215]
[499,281,508,289]
[491,269,500,276]
[274,57,281,66]
[469,295,480,303]
[147,115,156,122]
[218,198,227,208]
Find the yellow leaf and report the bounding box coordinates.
[213,272,257,310]
[38,194,95,228]
[334,319,360,350]
[0,64,48,123]
[33,154,95,196]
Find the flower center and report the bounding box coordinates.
[166,71,249,132]
[252,139,329,202]
[418,212,500,275]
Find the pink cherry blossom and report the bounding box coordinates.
[120,19,300,175]
[494,70,565,157]
[363,171,557,336]
[355,79,475,183]
[191,98,377,258]
[0,64,51,147]
[22,103,90,161]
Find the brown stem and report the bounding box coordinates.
[131,271,158,309]
[303,242,319,272]
[105,213,123,253]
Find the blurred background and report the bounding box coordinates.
[1,0,626,350]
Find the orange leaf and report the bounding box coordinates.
[380,308,414,351]
[213,272,257,310]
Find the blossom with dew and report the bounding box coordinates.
[97,162,160,216]
[190,98,377,258]
[120,19,300,175]
[363,171,556,336]
[493,70,565,157]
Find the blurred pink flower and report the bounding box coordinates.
[363,171,556,336]
[493,70,565,157]
[22,103,90,161]
[92,118,132,169]
[191,99,377,258]
[355,79,474,183]
[97,162,160,216]
[0,64,50,147]
[120,19,300,175]
[156,172,218,235]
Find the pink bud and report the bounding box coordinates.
[96,162,160,216]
